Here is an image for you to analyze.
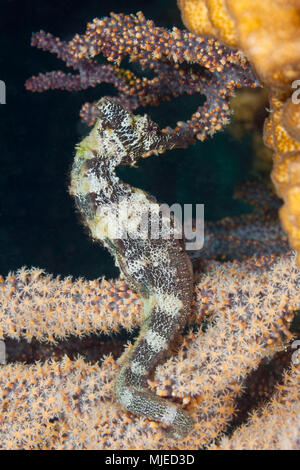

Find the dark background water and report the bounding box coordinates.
[0,0,254,280]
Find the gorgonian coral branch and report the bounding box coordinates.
[0,251,298,449]
[25,11,259,147]
[212,364,300,450]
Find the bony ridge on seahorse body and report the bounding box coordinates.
[69,97,194,439]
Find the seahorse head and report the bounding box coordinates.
[94,98,166,164]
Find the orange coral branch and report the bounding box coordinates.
[0,268,142,342]
[213,364,300,450]
[0,252,299,449]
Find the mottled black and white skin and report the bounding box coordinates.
[70,98,194,439]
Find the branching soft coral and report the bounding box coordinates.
[0,248,299,448]
[212,363,300,450]
[25,11,258,147]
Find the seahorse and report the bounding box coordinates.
[69,98,194,439]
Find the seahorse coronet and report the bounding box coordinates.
[70,97,194,439]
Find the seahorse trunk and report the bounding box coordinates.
[70,97,194,439]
